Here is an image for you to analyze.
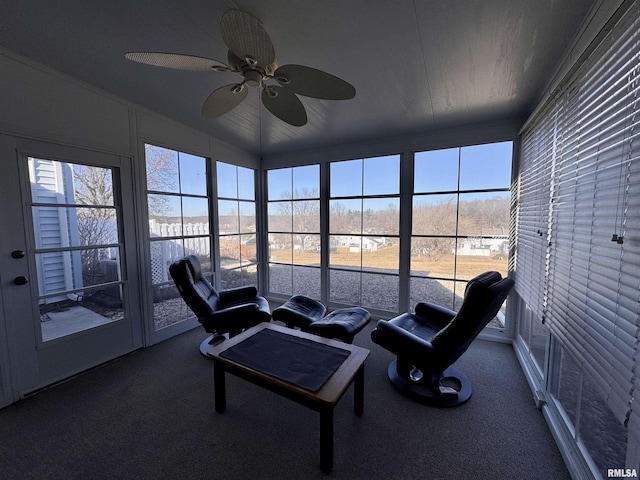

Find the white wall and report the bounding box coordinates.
[0,48,260,164]
[0,48,259,408]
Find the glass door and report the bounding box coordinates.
[2,138,142,396]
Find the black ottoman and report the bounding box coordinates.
[272,295,326,329]
[273,295,371,344]
[306,307,371,344]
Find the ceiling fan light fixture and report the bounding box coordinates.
[244,69,263,87]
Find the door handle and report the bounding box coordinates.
[11,250,26,259]
[13,276,29,285]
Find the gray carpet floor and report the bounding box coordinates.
[0,322,569,479]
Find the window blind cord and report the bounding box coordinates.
[613,17,639,245]
[259,95,263,163]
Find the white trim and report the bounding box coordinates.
[543,398,600,480]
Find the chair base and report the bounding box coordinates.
[199,334,227,358]
[386,360,472,407]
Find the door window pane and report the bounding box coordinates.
[28,158,124,342]
[32,206,118,248]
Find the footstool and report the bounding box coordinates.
[273,295,371,344]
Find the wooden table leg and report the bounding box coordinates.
[354,364,364,416]
[319,408,334,474]
[213,360,226,413]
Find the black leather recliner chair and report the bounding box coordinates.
[169,255,271,356]
[371,271,514,407]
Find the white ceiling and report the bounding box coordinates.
[1,0,597,156]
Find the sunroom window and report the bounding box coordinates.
[410,142,512,325]
[329,155,400,312]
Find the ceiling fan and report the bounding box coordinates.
[125,9,356,127]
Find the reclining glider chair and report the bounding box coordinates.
[371,271,514,407]
[169,255,271,356]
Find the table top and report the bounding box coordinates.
[210,322,370,406]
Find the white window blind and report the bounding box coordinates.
[520,3,640,426]
[515,100,556,321]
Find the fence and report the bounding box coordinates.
[149,219,210,284]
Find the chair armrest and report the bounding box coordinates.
[200,303,260,331]
[218,285,259,304]
[374,320,435,359]
[414,302,456,328]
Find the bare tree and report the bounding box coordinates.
[412,198,457,261]
[71,165,117,283]
[272,188,319,230]
[145,145,180,217]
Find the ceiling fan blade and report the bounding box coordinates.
[261,86,307,127]
[220,9,275,68]
[125,52,231,72]
[273,65,356,100]
[201,84,248,118]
